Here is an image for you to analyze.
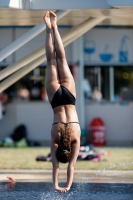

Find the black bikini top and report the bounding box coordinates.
[51,86,76,109]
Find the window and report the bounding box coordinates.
[114,66,133,101]
[85,66,133,102]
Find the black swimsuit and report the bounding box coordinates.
[51,86,76,109]
[51,86,79,126]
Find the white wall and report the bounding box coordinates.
[0,102,53,142]
[0,103,16,138]
[85,102,133,146]
[84,28,133,65]
[16,101,53,141]
[0,28,13,66]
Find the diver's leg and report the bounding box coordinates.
[50,11,76,97]
[44,11,60,102]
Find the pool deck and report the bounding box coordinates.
[0,170,133,183]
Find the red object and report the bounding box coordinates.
[89,118,105,146]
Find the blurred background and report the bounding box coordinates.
[0,0,133,150]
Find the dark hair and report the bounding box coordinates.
[56,123,71,163]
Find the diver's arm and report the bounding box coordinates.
[53,166,60,190]
[51,141,59,189]
[66,163,74,190]
[51,141,68,192]
[66,139,80,190]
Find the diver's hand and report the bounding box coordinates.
[64,187,70,192]
[55,186,64,193]
[55,186,70,193]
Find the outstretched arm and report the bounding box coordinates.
[51,140,69,193]
[51,141,59,189]
[66,139,80,190]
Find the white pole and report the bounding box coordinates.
[98,67,101,92]
[0,10,70,62]
[79,36,85,129]
[0,17,106,92]
[109,66,114,101]
[0,17,106,81]
[72,36,85,130]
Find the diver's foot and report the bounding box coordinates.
[49,11,57,29]
[43,11,52,30]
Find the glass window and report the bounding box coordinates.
[114,66,133,101]
[0,66,47,101]
[84,66,109,101]
[85,66,133,102]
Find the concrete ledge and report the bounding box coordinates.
[0,170,133,183]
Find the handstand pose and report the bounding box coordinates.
[43,11,80,193]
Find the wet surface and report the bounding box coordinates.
[0,182,133,200]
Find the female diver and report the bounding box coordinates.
[43,11,80,193]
